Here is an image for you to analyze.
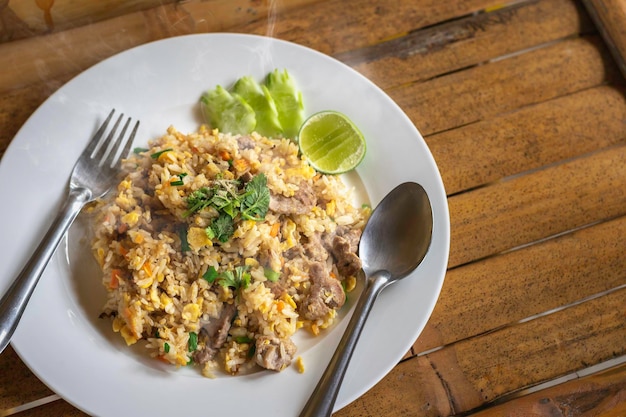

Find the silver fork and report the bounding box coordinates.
[0,109,139,354]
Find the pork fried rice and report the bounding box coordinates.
[90,125,369,377]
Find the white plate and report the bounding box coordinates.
[0,34,449,416]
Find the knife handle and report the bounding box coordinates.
[581,0,626,78]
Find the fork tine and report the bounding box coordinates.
[94,113,124,163]
[117,120,140,165]
[103,117,132,168]
[86,109,115,158]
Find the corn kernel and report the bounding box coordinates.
[244,258,259,267]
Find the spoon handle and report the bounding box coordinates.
[299,270,391,417]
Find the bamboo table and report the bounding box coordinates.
[1,0,625,416]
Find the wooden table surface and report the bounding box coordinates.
[1,0,625,416]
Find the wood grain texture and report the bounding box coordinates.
[470,362,626,416]
[417,214,626,353]
[0,346,54,409]
[0,0,318,94]
[336,0,592,90]
[234,0,502,55]
[582,0,626,77]
[336,286,626,416]
[1,0,173,40]
[448,144,626,267]
[429,84,626,195]
[390,36,619,137]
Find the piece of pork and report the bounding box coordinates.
[299,262,346,321]
[269,181,316,215]
[323,226,362,277]
[237,135,256,150]
[255,335,297,371]
[332,234,362,277]
[284,232,329,263]
[193,302,237,364]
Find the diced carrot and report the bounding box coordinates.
[118,244,128,256]
[270,223,280,237]
[142,262,152,276]
[219,150,231,161]
[109,269,122,289]
[329,271,337,279]
[276,300,285,313]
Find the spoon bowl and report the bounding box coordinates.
[360,182,433,279]
[299,182,433,417]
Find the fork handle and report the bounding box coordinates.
[0,187,91,354]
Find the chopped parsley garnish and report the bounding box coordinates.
[203,265,251,291]
[240,174,270,221]
[182,173,270,244]
[202,266,219,283]
[207,212,235,243]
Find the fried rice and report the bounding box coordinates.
[90,125,369,377]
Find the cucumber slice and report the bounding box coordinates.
[232,76,283,138]
[265,69,305,140]
[200,85,256,135]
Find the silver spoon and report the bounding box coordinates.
[299,182,433,417]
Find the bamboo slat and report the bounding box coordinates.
[0,0,318,94]
[0,347,54,410]
[417,214,626,352]
[336,285,626,416]
[391,36,618,137]
[337,0,590,90]
[471,362,626,416]
[429,85,626,195]
[449,144,626,267]
[235,0,501,55]
[2,0,173,40]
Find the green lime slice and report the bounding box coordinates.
[298,111,366,174]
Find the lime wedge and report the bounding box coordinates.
[298,111,366,174]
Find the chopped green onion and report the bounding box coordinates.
[188,332,198,352]
[234,336,253,344]
[264,267,280,282]
[170,180,184,186]
[151,148,173,159]
[133,147,149,154]
[247,344,256,358]
[164,342,170,353]
[179,226,190,252]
